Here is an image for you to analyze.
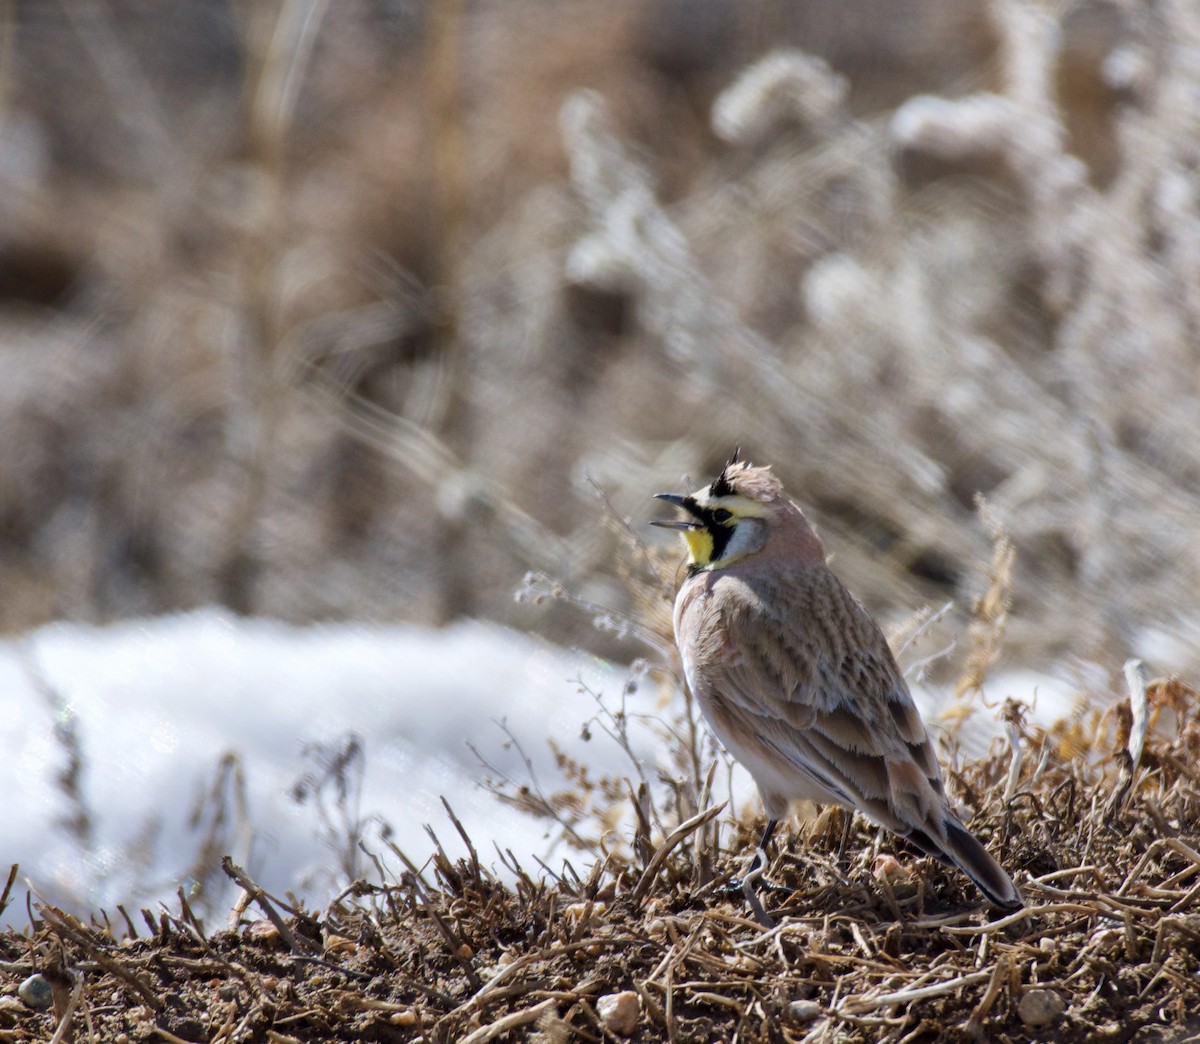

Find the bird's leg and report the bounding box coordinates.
[717,819,793,898]
[759,817,779,853]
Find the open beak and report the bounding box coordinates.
[651,492,704,530]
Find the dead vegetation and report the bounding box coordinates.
[4,665,1200,1042]
[2,0,1199,678]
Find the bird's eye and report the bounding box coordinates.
[712,508,733,524]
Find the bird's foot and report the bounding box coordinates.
[720,851,791,928]
[715,846,794,900]
[716,874,794,899]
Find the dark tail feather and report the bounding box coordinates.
[940,818,1022,910]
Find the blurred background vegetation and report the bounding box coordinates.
[2,0,1197,683]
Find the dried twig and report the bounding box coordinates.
[459,997,559,1044]
[47,971,83,1044]
[839,969,992,1015]
[220,857,321,955]
[40,906,162,1013]
[632,804,726,903]
[0,864,17,920]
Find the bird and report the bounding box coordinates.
[651,451,1021,910]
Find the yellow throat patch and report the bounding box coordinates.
[683,527,715,567]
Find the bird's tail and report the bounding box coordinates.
[938,817,1022,910]
[903,813,1021,910]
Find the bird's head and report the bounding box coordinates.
[651,450,790,571]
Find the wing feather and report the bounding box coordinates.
[684,565,946,835]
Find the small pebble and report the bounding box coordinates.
[872,854,906,883]
[643,897,669,917]
[563,901,607,926]
[244,920,282,947]
[597,990,640,1037]
[788,999,822,1022]
[646,918,669,941]
[18,974,53,1011]
[323,933,356,956]
[1018,988,1065,1027]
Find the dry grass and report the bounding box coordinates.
[1,0,1197,679]
[4,667,1200,1042]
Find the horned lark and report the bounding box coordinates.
[653,453,1021,910]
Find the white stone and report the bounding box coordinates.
[1018,988,1065,1027]
[597,991,640,1037]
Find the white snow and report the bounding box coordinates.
[0,608,1111,927]
[0,609,656,925]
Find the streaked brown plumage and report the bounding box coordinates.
[653,454,1021,910]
